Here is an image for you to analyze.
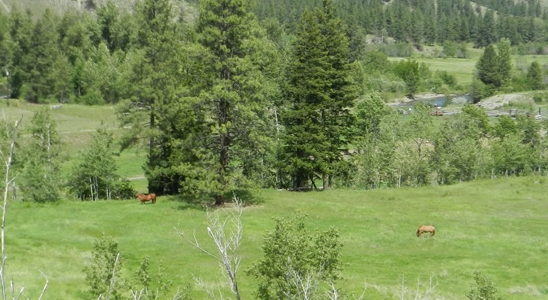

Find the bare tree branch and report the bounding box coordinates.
[103,253,120,300]
[37,271,49,300]
[176,195,243,300]
[1,116,22,300]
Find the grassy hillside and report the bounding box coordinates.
[0,100,149,191]
[4,176,548,299]
[0,0,197,23]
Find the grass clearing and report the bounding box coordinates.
[4,176,548,299]
[390,49,548,89]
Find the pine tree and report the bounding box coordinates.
[475,10,497,48]
[282,0,356,190]
[25,9,61,102]
[497,38,513,86]
[118,0,187,195]
[7,9,33,99]
[527,61,543,90]
[191,0,273,204]
[476,44,501,88]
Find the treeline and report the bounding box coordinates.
[254,0,548,57]
[1,0,548,204]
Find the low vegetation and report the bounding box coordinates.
[1,177,547,299]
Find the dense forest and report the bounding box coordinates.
[1,0,548,204]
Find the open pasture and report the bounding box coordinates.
[0,101,119,151]
[391,48,548,88]
[4,176,548,299]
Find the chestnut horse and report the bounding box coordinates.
[416,225,435,237]
[135,193,156,204]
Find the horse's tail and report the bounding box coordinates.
[416,228,420,237]
[432,227,435,236]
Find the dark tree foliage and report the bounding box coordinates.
[476,44,501,88]
[191,0,272,204]
[117,0,185,195]
[25,9,61,102]
[527,61,544,90]
[281,0,356,190]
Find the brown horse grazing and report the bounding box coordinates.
[135,193,156,204]
[416,225,435,237]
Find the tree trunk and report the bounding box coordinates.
[217,98,230,206]
[322,174,329,190]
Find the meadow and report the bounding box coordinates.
[4,177,548,299]
[391,47,548,88]
[2,83,548,299]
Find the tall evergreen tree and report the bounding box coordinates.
[184,0,272,204]
[475,10,497,48]
[117,0,186,195]
[476,44,501,88]
[527,61,543,90]
[7,9,33,99]
[282,0,356,190]
[24,9,61,102]
[497,38,513,87]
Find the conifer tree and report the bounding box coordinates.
[7,9,33,99]
[190,0,272,204]
[476,44,501,88]
[118,0,187,195]
[527,61,543,90]
[282,0,356,190]
[25,9,61,102]
[497,38,513,86]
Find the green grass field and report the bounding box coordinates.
[390,47,548,89]
[2,66,548,299]
[4,177,548,299]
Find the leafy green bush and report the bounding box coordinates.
[84,236,125,300]
[248,213,343,300]
[471,79,494,103]
[466,271,505,300]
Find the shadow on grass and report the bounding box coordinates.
[171,189,265,211]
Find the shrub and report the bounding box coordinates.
[466,271,505,300]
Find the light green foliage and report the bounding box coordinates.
[393,59,421,97]
[84,235,125,300]
[461,104,492,137]
[401,103,435,186]
[432,108,490,184]
[355,91,390,139]
[66,127,133,200]
[466,271,505,300]
[491,133,531,176]
[248,213,343,300]
[133,257,181,300]
[353,111,402,188]
[19,108,61,202]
